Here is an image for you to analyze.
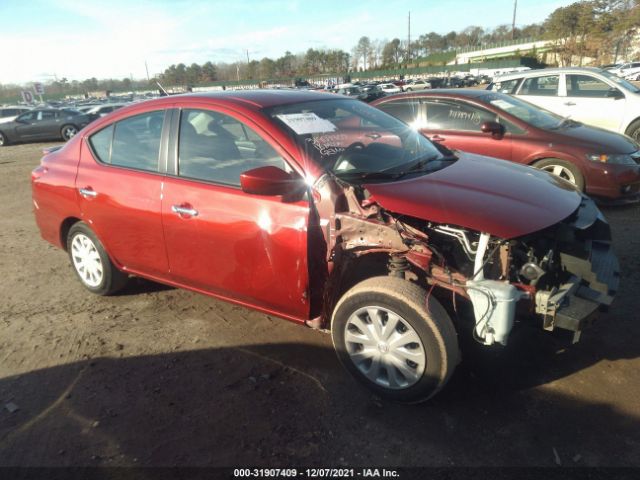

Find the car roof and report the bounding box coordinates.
[495,67,603,80]
[138,89,336,111]
[375,89,493,103]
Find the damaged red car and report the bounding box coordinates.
[32,91,619,402]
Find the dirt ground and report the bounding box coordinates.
[0,142,639,468]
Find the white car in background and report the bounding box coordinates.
[379,83,402,94]
[0,106,32,124]
[610,61,640,78]
[489,67,640,141]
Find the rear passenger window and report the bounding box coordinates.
[492,79,520,94]
[520,75,559,96]
[377,100,423,128]
[177,109,288,186]
[87,110,164,172]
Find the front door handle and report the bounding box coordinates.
[79,187,97,198]
[430,135,446,142]
[564,101,576,106]
[171,205,198,217]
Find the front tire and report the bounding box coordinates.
[0,131,7,147]
[331,276,459,403]
[67,222,128,295]
[625,119,640,142]
[534,158,585,191]
[61,124,78,141]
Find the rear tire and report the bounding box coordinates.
[534,158,585,191]
[67,222,128,295]
[331,276,459,403]
[0,131,7,147]
[625,119,640,143]
[61,124,78,141]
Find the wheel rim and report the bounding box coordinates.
[630,128,640,142]
[63,126,77,140]
[541,164,576,185]
[344,306,426,390]
[0,134,5,146]
[70,233,103,287]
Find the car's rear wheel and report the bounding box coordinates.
[61,125,78,141]
[67,222,128,295]
[0,131,7,147]
[625,119,640,142]
[534,158,585,191]
[405,87,413,92]
[331,276,459,403]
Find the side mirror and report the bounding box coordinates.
[481,121,505,137]
[240,166,305,197]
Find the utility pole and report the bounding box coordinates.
[246,49,250,65]
[511,0,518,40]
[145,60,150,81]
[407,11,411,64]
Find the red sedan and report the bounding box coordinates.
[32,90,619,402]
[372,90,640,202]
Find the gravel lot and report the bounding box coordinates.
[0,142,639,467]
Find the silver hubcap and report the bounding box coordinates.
[71,234,103,287]
[541,164,576,185]
[0,134,4,145]
[64,127,77,139]
[344,306,426,389]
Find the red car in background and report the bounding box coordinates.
[32,90,618,402]
[372,90,640,202]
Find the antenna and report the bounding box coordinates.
[407,11,411,64]
[512,0,518,40]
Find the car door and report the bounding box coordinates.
[562,74,627,132]
[515,74,563,114]
[37,110,62,139]
[13,111,40,139]
[161,106,310,320]
[420,99,513,161]
[75,109,170,278]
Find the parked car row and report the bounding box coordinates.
[32,89,621,402]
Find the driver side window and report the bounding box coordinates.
[177,109,289,186]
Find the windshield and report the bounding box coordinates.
[600,69,640,93]
[266,98,451,183]
[481,92,564,129]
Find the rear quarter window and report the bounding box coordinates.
[88,125,114,163]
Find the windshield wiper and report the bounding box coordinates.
[336,154,456,182]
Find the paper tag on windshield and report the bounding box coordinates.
[276,113,337,134]
[490,99,514,110]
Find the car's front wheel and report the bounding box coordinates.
[67,222,128,295]
[0,131,7,147]
[331,276,459,403]
[61,125,78,141]
[625,119,640,142]
[534,158,585,191]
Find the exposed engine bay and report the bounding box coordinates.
[310,174,619,346]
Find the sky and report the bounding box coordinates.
[0,0,571,85]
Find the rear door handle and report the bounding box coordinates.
[79,187,97,198]
[171,205,198,217]
[563,101,576,106]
